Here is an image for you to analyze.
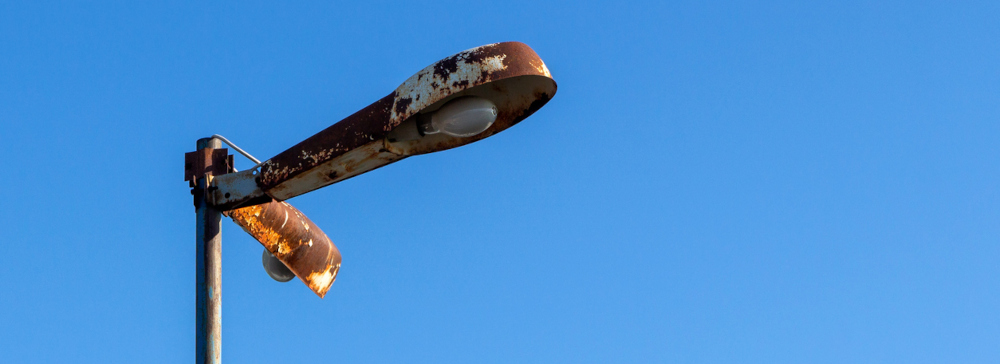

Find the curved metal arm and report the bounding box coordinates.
[210,134,262,164]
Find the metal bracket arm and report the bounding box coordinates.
[206,168,271,210]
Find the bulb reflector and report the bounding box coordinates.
[262,249,295,282]
[430,97,498,137]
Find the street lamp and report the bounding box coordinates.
[184,41,557,363]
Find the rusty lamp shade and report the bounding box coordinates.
[224,200,342,298]
[209,41,556,298]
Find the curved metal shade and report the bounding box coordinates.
[226,200,341,298]
[257,41,558,201]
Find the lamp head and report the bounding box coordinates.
[253,41,558,201]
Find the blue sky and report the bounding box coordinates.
[1,1,998,363]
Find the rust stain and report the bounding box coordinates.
[256,94,395,189]
[227,201,342,298]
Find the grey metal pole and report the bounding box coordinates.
[196,137,222,364]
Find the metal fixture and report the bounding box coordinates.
[185,41,557,363]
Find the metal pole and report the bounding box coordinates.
[196,137,222,364]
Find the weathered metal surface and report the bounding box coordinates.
[193,138,224,364]
[226,200,342,298]
[185,148,233,186]
[207,168,270,210]
[262,138,404,200]
[256,41,557,201]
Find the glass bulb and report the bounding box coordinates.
[262,249,295,282]
[423,97,498,137]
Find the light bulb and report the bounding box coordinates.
[262,249,295,282]
[420,97,498,137]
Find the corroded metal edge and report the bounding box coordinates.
[226,201,342,298]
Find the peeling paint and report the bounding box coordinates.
[391,52,508,123]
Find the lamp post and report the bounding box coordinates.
[184,41,557,363]
[191,137,224,364]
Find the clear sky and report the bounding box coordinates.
[1,1,998,363]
